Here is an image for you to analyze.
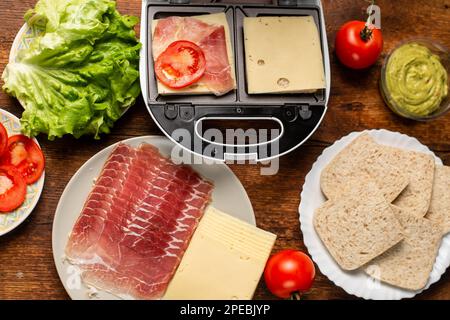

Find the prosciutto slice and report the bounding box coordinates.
[65,143,213,299]
[152,16,235,95]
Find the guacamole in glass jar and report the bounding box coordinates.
[385,43,448,117]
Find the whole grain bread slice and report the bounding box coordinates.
[390,148,435,217]
[314,182,404,271]
[321,133,409,203]
[426,165,450,234]
[365,206,442,291]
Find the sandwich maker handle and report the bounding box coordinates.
[193,115,283,162]
[150,104,325,161]
[163,104,326,162]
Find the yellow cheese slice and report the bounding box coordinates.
[151,13,236,95]
[163,207,276,300]
[244,16,326,94]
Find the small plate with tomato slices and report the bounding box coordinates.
[0,108,45,236]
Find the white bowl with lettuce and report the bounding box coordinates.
[2,0,141,140]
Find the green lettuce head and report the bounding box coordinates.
[2,0,141,139]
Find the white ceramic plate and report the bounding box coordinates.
[52,136,255,300]
[299,129,450,300]
[0,108,45,236]
[9,23,35,63]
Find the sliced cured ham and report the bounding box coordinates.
[65,143,213,299]
[152,15,235,96]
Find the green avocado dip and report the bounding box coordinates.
[385,43,448,117]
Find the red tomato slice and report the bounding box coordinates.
[1,135,45,185]
[155,40,206,89]
[0,165,26,213]
[0,123,7,157]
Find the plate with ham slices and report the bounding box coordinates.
[52,136,255,300]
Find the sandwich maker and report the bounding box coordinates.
[140,0,331,161]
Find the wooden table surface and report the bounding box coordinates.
[0,0,449,300]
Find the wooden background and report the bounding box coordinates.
[0,0,449,300]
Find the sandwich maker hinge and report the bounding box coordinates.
[283,104,312,122]
[168,0,190,4]
[164,103,194,121]
[277,0,318,6]
[277,0,298,7]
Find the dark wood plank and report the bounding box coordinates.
[0,0,449,300]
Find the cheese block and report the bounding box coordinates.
[151,13,236,95]
[163,207,276,300]
[243,16,326,94]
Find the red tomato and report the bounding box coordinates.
[0,165,27,212]
[1,135,45,184]
[264,250,315,299]
[155,40,206,89]
[0,123,7,157]
[335,21,383,69]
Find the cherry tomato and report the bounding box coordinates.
[335,21,383,69]
[0,165,27,212]
[0,123,7,157]
[264,250,315,299]
[155,40,206,89]
[1,135,45,184]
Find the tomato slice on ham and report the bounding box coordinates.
[0,123,7,157]
[1,135,45,185]
[155,40,206,89]
[0,165,26,213]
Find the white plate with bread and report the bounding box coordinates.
[299,129,450,300]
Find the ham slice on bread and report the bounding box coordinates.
[151,13,236,96]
